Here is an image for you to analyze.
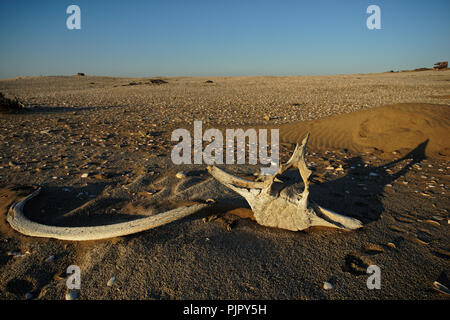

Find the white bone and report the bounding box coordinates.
[208,133,363,231]
[7,188,207,241]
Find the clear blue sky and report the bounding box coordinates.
[0,0,449,78]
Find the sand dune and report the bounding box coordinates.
[279,103,450,157]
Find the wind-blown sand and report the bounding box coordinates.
[278,103,450,157]
[0,71,449,300]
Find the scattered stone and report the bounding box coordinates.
[65,290,79,300]
[107,276,117,287]
[387,242,397,249]
[175,171,186,179]
[8,251,30,257]
[323,282,334,290]
[81,173,89,178]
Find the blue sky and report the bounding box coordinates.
[0,0,449,78]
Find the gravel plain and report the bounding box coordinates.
[0,70,449,300]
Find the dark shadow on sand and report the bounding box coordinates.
[305,139,429,224]
[18,104,125,114]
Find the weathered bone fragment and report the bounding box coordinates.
[7,188,207,241]
[208,133,363,231]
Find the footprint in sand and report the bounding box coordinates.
[342,254,373,276]
[342,243,385,276]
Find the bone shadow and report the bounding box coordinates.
[303,139,429,224]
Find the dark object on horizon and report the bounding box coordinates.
[149,79,168,84]
[0,92,25,113]
[414,67,431,72]
[433,61,448,70]
[77,72,85,76]
[205,80,214,83]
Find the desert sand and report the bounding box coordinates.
[0,70,449,299]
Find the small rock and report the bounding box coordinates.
[81,173,89,178]
[65,290,79,300]
[8,251,30,257]
[107,276,117,287]
[387,242,397,249]
[323,282,334,290]
[175,171,186,179]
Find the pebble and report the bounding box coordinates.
[81,173,89,178]
[175,171,186,179]
[65,290,79,300]
[107,276,117,287]
[8,251,30,257]
[323,282,334,290]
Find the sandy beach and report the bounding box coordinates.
[0,70,449,300]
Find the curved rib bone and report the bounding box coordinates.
[208,133,363,231]
[7,188,208,241]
